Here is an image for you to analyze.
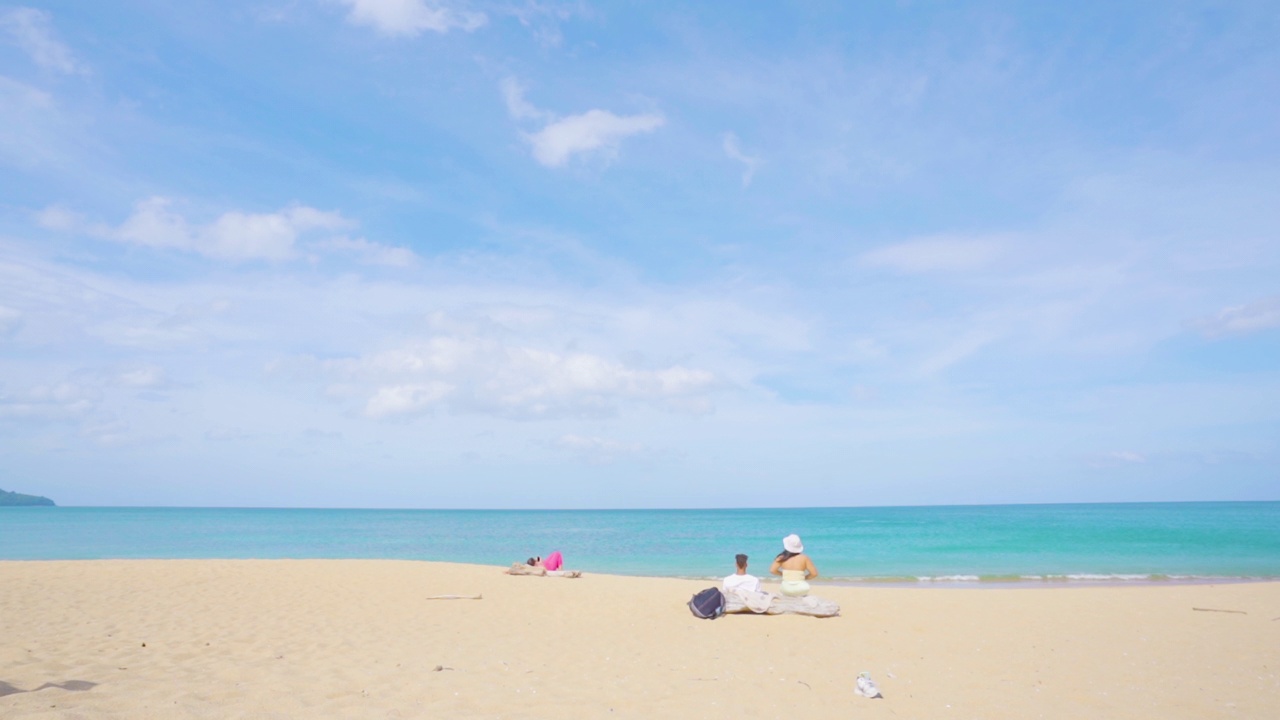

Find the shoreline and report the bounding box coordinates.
[11,556,1280,586]
[670,572,1280,588]
[7,556,1278,588]
[4,559,1277,718]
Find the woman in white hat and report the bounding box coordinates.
[769,533,819,597]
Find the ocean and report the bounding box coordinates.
[3,502,1278,584]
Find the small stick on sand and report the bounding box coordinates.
[426,594,483,600]
[1192,607,1246,615]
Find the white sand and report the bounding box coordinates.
[2,560,1277,718]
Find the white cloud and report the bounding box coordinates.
[0,305,20,335]
[35,204,82,231]
[1107,450,1146,463]
[79,417,174,449]
[0,7,83,74]
[81,418,128,447]
[860,236,1003,274]
[364,381,453,418]
[43,199,403,266]
[113,197,352,261]
[722,132,760,186]
[554,433,646,464]
[500,77,549,122]
[114,197,188,250]
[527,109,665,168]
[505,1,583,48]
[850,384,878,402]
[0,382,98,421]
[0,76,60,170]
[1190,295,1280,338]
[205,206,349,260]
[337,0,486,37]
[0,368,178,448]
[316,236,417,267]
[916,328,1000,376]
[116,366,166,389]
[206,427,252,442]
[70,298,234,352]
[501,79,665,168]
[323,335,717,420]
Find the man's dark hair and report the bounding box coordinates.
[735,553,748,569]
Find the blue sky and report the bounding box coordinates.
[1,1,1277,508]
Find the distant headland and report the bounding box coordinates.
[0,489,56,507]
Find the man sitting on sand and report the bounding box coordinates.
[723,553,762,593]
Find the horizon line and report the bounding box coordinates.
[22,498,1279,512]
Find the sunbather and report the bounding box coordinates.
[525,550,564,571]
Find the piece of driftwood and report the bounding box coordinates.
[1192,607,1246,615]
[506,563,582,578]
[426,594,482,600]
[724,592,840,618]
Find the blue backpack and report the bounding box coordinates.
[688,587,726,619]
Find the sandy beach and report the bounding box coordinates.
[2,560,1277,719]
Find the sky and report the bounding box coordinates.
[1,1,1278,508]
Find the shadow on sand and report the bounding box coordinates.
[0,680,98,698]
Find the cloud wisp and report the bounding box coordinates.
[0,304,20,336]
[528,110,666,168]
[313,236,418,267]
[502,79,665,168]
[500,77,550,122]
[112,198,350,261]
[0,7,84,74]
[1190,295,1280,339]
[504,0,582,48]
[860,236,1004,274]
[0,381,98,421]
[40,199,416,265]
[722,132,760,186]
[337,0,486,37]
[554,433,647,464]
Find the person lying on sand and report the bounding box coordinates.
[525,550,564,571]
[510,552,580,578]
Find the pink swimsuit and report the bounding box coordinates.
[543,551,563,571]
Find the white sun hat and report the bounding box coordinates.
[783,534,804,554]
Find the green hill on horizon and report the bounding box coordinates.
[0,488,56,507]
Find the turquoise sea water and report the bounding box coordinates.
[2,502,1278,583]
